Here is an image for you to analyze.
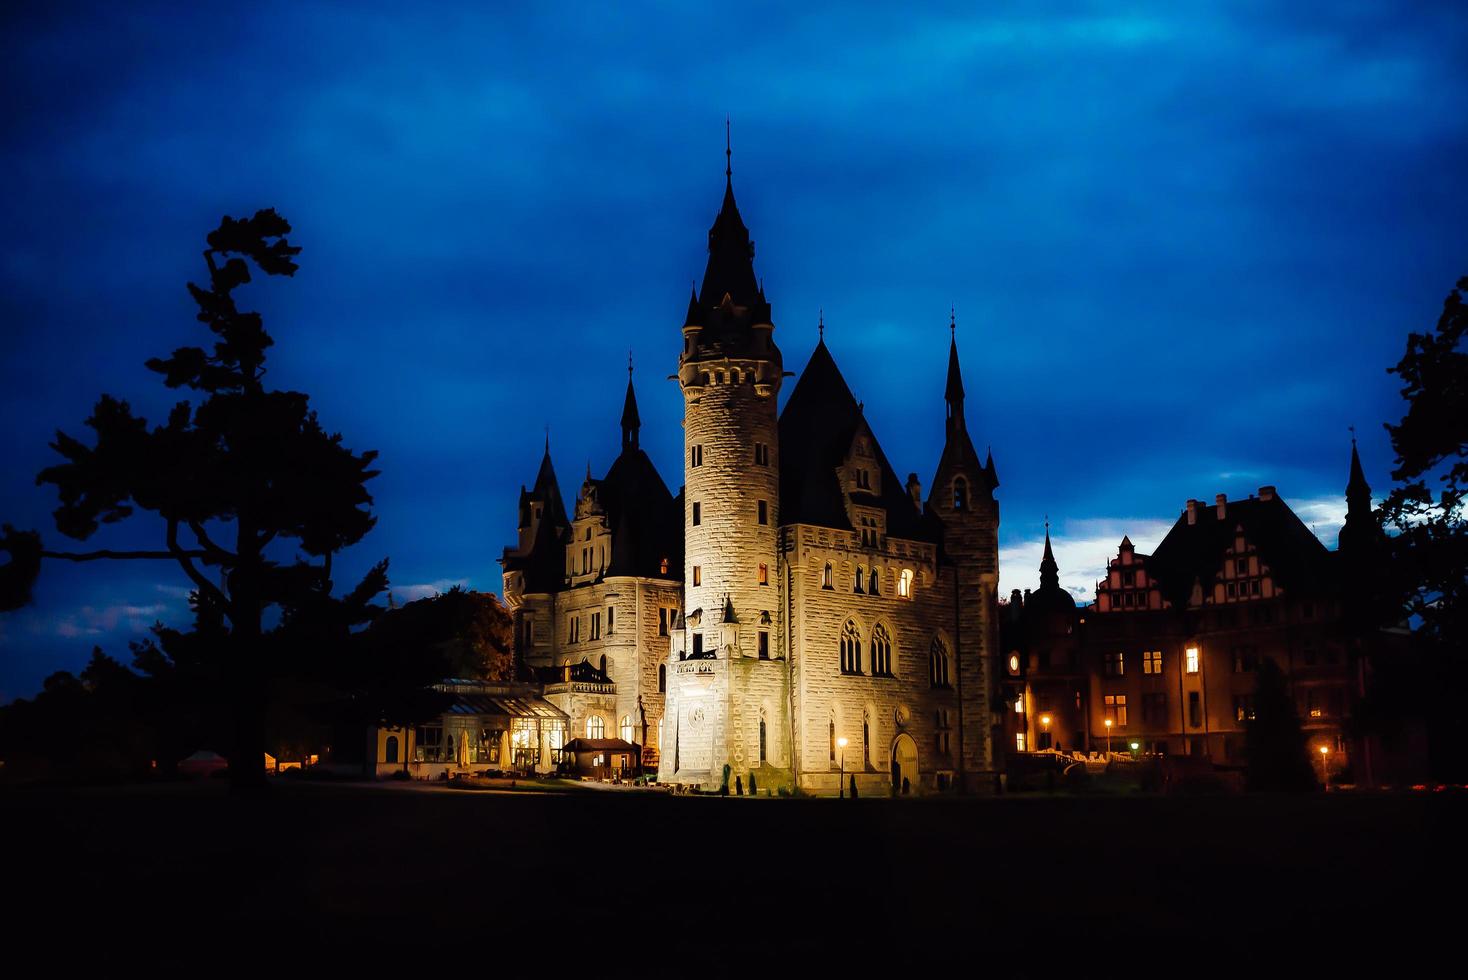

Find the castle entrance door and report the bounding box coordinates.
[891,733,918,795]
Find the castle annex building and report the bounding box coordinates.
[500,161,1001,794]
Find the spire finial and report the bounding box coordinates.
[950,307,956,338]
[628,349,634,380]
[1349,423,1356,446]
[819,307,824,340]
[1045,514,1050,532]
[725,116,732,179]
[544,425,550,454]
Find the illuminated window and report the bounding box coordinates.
[1143,650,1162,674]
[660,556,670,575]
[1015,733,1026,752]
[840,620,862,674]
[1233,696,1256,722]
[1013,697,1024,714]
[758,500,768,525]
[587,716,605,739]
[693,566,701,586]
[870,623,892,676]
[898,568,914,599]
[758,563,769,586]
[929,637,951,688]
[545,721,566,763]
[1104,652,1124,677]
[1104,694,1128,727]
[511,718,540,768]
[1008,653,1021,675]
[1185,646,1200,673]
[620,715,634,744]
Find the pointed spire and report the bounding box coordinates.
[1347,427,1370,502]
[945,315,966,432]
[621,352,641,451]
[1039,518,1060,591]
[725,115,732,181]
[984,445,999,489]
[818,307,825,341]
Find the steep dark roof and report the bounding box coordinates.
[599,447,682,580]
[1148,495,1337,607]
[502,445,570,593]
[685,177,774,356]
[945,335,965,403]
[778,340,931,541]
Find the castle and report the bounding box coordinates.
[499,158,1002,794]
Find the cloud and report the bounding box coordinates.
[391,579,471,603]
[1001,517,1175,603]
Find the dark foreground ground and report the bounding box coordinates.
[3,782,1458,963]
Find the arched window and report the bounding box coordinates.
[953,477,969,511]
[658,664,666,692]
[869,567,880,596]
[822,562,833,590]
[862,709,871,769]
[587,715,605,739]
[841,620,862,674]
[599,654,607,676]
[384,735,399,764]
[620,715,634,744]
[854,565,864,594]
[871,623,892,676]
[898,568,914,599]
[930,637,951,688]
[759,714,767,764]
[829,714,837,762]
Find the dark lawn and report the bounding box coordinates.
[3,782,1456,958]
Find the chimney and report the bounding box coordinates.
[1216,493,1227,519]
[1186,499,1199,525]
[906,472,922,511]
[1258,485,1276,501]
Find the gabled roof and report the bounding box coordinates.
[1148,495,1337,606]
[599,446,682,580]
[778,340,931,541]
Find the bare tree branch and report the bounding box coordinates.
[41,548,210,561]
[167,518,229,611]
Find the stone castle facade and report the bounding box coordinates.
[501,164,1001,794]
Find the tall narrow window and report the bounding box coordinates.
[659,608,669,636]
[607,606,614,633]
[1185,646,1200,674]
[898,569,914,599]
[854,566,864,594]
[870,624,892,676]
[758,631,769,659]
[840,620,862,674]
[754,443,769,466]
[693,566,701,586]
[692,502,701,526]
[953,477,969,511]
[868,568,880,596]
[658,664,666,692]
[757,500,768,525]
[759,717,767,763]
[692,632,703,657]
[590,612,601,640]
[1188,691,1201,727]
[691,445,703,467]
[829,717,836,762]
[929,637,950,688]
[822,562,833,590]
[758,563,769,586]
[620,715,634,744]
[863,710,871,769]
[587,716,605,739]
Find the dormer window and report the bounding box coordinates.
[857,468,871,490]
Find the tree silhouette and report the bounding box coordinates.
[0,210,381,792]
[1245,659,1317,792]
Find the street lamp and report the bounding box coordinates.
[1104,717,1113,757]
[1318,744,1331,792]
[1040,714,1052,750]
[837,737,849,799]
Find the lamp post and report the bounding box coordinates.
[1319,744,1330,792]
[837,737,849,798]
[1040,714,1052,751]
[1104,717,1113,757]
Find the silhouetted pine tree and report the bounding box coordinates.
[1,210,381,793]
[1245,659,1317,792]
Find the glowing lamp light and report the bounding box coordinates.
[836,737,848,749]
[1104,718,1113,729]
[1130,742,1139,751]
[1040,714,1052,728]
[1319,745,1330,756]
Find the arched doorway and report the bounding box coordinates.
[891,733,919,795]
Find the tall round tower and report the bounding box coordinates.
[661,148,786,787]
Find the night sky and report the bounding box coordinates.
[2,3,1465,701]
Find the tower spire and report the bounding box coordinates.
[945,313,965,432]
[1040,518,1060,591]
[818,307,824,341]
[725,116,732,180]
[621,357,641,452]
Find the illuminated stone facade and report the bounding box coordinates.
[502,167,1001,794]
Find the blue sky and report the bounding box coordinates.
[2,2,1465,700]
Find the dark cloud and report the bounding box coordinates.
[3,2,1466,698]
